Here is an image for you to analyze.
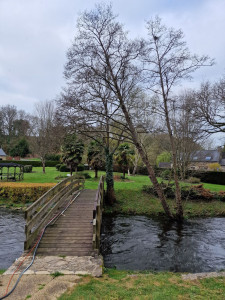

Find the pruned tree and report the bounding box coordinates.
[114,143,134,178]
[87,140,105,178]
[61,133,84,175]
[143,16,213,219]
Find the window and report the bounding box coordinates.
[205,156,211,161]
[193,156,198,160]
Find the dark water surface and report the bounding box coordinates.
[101,215,225,272]
[0,208,25,269]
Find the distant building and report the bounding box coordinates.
[189,150,225,171]
[158,150,225,171]
[158,162,172,169]
[0,148,7,161]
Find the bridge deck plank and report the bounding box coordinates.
[37,189,96,257]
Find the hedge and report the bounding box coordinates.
[0,183,56,203]
[192,171,225,185]
[56,164,86,172]
[3,160,59,167]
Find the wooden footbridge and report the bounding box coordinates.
[24,176,104,256]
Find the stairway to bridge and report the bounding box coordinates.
[36,189,97,256]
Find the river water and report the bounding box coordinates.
[101,215,225,273]
[1,210,225,273]
[0,208,25,269]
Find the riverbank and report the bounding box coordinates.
[105,190,225,219]
[2,169,225,217]
[58,268,225,300]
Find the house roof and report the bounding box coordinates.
[0,148,6,156]
[220,159,225,166]
[190,150,220,162]
[158,162,171,168]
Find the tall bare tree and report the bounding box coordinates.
[31,101,59,173]
[61,4,172,217]
[171,91,207,179]
[143,17,213,219]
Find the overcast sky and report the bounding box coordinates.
[0,0,225,114]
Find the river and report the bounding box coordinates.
[101,215,225,273]
[1,210,225,273]
[0,208,25,269]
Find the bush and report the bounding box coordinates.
[56,164,62,171]
[59,164,85,173]
[23,165,33,173]
[45,154,61,161]
[0,183,56,203]
[59,164,70,172]
[216,191,225,202]
[187,177,201,184]
[161,169,172,180]
[142,183,214,202]
[74,172,91,179]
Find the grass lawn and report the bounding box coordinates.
[58,268,225,300]
[1,168,225,217]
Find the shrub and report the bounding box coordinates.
[59,164,70,172]
[187,177,201,184]
[23,165,33,173]
[142,183,214,202]
[45,154,61,161]
[55,164,62,171]
[161,169,172,180]
[74,172,91,179]
[217,191,225,202]
[59,164,85,172]
[0,183,56,203]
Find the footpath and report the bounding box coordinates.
[0,255,103,300]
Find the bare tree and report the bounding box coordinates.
[196,77,225,134]
[143,16,213,219]
[31,101,58,173]
[171,91,207,180]
[61,4,172,217]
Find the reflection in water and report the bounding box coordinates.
[0,209,25,269]
[101,215,225,272]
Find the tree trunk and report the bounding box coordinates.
[95,168,98,178]
[118,97,173,218]
[123,168,126,178]
[106,61,173,218]
[70,165,73,176]
[132,164,137,176]
[42,159,46,174]
[75,165,78,173]
[105,147,116,205]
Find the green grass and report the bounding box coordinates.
[58,268,225,300]
[23,167,62,183]
[0,269,5,275]
[50,271,64,278]
[2,168,225,217]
